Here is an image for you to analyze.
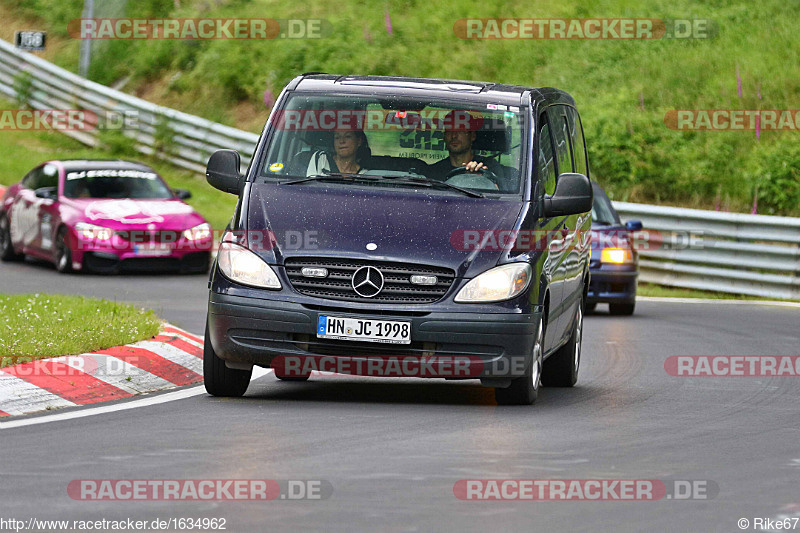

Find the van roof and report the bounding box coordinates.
[291,74,575,109]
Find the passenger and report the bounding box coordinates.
[425,110,501,182]
[306,130,371,176]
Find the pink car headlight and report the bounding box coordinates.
[183,223,212,241]
[74,222,113,241]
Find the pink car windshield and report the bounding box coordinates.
[63,168,173,199]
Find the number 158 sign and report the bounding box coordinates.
[15,31,46,51]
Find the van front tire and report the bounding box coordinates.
[495,316,544,406]
[203,325,251,397]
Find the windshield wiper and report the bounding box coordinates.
[282,173,380,185]
[379,175,485,198]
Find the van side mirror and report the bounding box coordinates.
[206,150,243,195]
[173,189,192,200]
[543,173,592,217]
[34,186,58,200]
[625,220,643,231]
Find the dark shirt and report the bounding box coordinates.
[424,155,501,182]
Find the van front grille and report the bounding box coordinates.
[284,257,456,304]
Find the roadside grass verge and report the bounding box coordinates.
[0,97,236,230]
[637,282,800,303]
[0,293,162,363]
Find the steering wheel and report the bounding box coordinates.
[445,165,498,181]
[445,165,500,191]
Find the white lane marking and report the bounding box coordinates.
[172,334,203,349]
[637,296,800,308]
[60,355,173,395]
[162,328,203,349]
[136,341,203,375]
[0,372,77,416]
[0,367,273,429]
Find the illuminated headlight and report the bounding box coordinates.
[183,223,212,241]
[74,222,112,241]
[217,242,281,289]
[601,247,634,264]
[455,263,532,303]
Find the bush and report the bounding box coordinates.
[752,142,800,215]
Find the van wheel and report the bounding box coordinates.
[542,302,583,387]
[203,324,252,397]
[609,302,635,316]
[0,214,22,261]
[495,316,544,405]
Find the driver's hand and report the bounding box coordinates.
[464,161,486,173]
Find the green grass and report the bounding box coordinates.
[4,0,798,215]
[0,97,237,230]
[0,293,162,362]
[637,282,800,303]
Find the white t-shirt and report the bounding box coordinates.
[306,151,365,176]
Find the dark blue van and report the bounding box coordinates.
[203,74,593,405]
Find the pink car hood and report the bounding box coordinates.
[64,198,206,230]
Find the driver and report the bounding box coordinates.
[424,110,501,183]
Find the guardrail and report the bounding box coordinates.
[613,202,800,300]
[1,39,798,300]
[0,39,260,174]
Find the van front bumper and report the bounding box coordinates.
[207,292,541,381]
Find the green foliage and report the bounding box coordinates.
[751,142,800,216]
[7,0,800,214]
[152,118,176,155]
[97,128,138,157]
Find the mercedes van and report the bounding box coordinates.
[203,74,592,405]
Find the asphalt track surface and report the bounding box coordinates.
[1,259,799,532]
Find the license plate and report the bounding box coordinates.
[133,244,172,256]
[317,315,411,344]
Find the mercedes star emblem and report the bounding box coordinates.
[352,266,384,298]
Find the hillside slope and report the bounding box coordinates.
[2,0,798,214]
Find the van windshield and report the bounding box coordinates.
[258,93,526,196]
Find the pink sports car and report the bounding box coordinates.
[0,160,212,274]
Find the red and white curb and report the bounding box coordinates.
[0,325,203,418]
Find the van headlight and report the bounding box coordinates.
[455,263,532,303]
[217,242,281,289]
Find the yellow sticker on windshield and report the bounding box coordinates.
[269,162,284,172]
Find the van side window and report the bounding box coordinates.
[548,107,574,176]
[566,107,589,177]
[537,116,557,196]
